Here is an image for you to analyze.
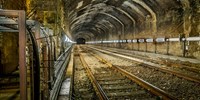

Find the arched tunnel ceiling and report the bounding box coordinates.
[63,0,184,41]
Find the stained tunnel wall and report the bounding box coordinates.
[1,0,199,59]
[81,0,200,59]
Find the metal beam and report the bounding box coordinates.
[0,10,20,17]
[0,26,18,32]
[18,11,27,100]
[0,18,18,25]
[0,10,27,100]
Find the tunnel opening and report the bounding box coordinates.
[76,38,86,44]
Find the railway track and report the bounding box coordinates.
[93,46,200,77]
[72,48,98,100]
[77,46,175,100]
[85,46,200,99]
[89,46,200,83]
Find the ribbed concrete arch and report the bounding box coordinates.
[71,22,107,36]
[73,29,100,40]
[77,5,90,13]
[95,26,107,35]
[91,23,109,35]
[72,26,100,36]
[123,1,146,18]
[131,0,157,33]
[69,5,95,27]
[115,7,136,26]
[99,12,125,35]
[114,7,136,33]
[69,3,138,38]
[70,13,117,34]
[70,24,84,35]
[101,19,116,30]
[72,12,125,37]
[71,18,117,37]
[75,31,95,38]
[75,34,91,40]
[69,12,92,28]
[97,23,112,39]
[119,6,142,24]
[70,20,90,31]
[99,19,118,35]
[80,20,115,35]
[69,3,114,27]
[96,22,110,33]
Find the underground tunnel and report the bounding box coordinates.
[0,0,200,100]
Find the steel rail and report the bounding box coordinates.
[69,48,75,100]
[79,53,109,100]
[159,62,200,74]
[90,47,200,84]
[97,47,200,74]
[89,52,177,100]
[50,47,72,100]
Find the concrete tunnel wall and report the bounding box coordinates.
[63,0,200,59]
[1,0,199,59]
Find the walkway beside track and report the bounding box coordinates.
[92,46,200,64]
[57,48,74,100]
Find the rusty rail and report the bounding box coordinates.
[90,52,177,100]
[104,47,200,75]
[79,53,109,100]
[90,47,200,84]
